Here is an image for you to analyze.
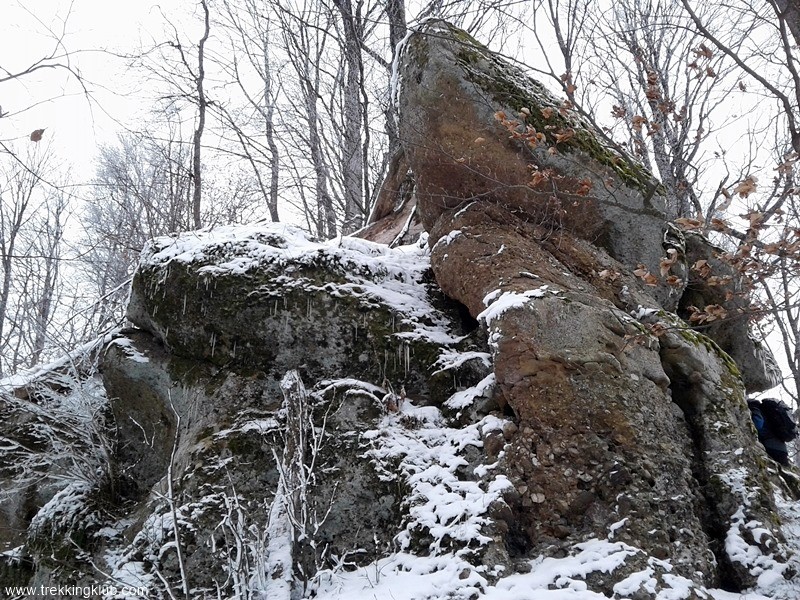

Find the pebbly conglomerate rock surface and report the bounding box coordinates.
[373,18,800,596]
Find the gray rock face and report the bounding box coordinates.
[105,226,496,595]
[101,331,411,594]
[680,232,782,393]
[2,225,503,596]
[393,19,684,312]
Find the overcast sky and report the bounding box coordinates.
[0,0,185,182]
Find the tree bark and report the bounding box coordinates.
[333,0,365,234]
[192,0,211,229]
[775,0,800,47]
[264,36,281,223]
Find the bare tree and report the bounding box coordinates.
[0,143,72,375]
[330,0,368,233]
[137,0,213,230]
[0,2,90,123]
[275,0,339,238]
[661,0,800,401]
[214,0,283,223]
[78,130,194,334]
[191,0,211,229]
[22,188,67,366]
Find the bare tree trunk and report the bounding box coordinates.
[0,251,14,375]
[260,10,281,223]
[0,215,25,369]
[0,160,37,376]
[192,0,211,229]
[305,75,336,238]
[30,220,61,366]
[775,0,800,47]
[333,0,366,234]
[382,0,407,186]
[276,3,338,238]
[264,41,281,223]
[387,0,407,51]
[218,0,282,222]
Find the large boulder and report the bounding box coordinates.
[424,200,791,593]
[1,225,504,596]
[102,225,499,595]
[393,19,685,312]
[381,18,799,597]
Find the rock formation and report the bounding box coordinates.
[372,19,798,594]
[2,19,800,600]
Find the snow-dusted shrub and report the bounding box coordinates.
[1,373,118,565]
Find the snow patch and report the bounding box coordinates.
[433,349,492,375]
[445,373,496,410]
[108,337,150,363]
[363,400,511,553]
[478,286,551,325]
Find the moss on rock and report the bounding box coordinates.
[426,21,662,199]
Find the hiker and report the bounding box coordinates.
[747,398,798,466]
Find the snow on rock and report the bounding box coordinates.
[0,330,118,395]
[132,223,464,353]
[308,399,511,599]
[363,399,511,553]
[433,349,492,375]
[107,336,150,363]
[477,286,558,326]
[445,373,496,411]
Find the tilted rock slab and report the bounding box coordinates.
[396,20,799,596]
[396,20,685,312]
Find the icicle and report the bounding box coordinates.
[210,332,216,357]
[182,294,188,315]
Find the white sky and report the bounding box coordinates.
[0,0,183,181]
